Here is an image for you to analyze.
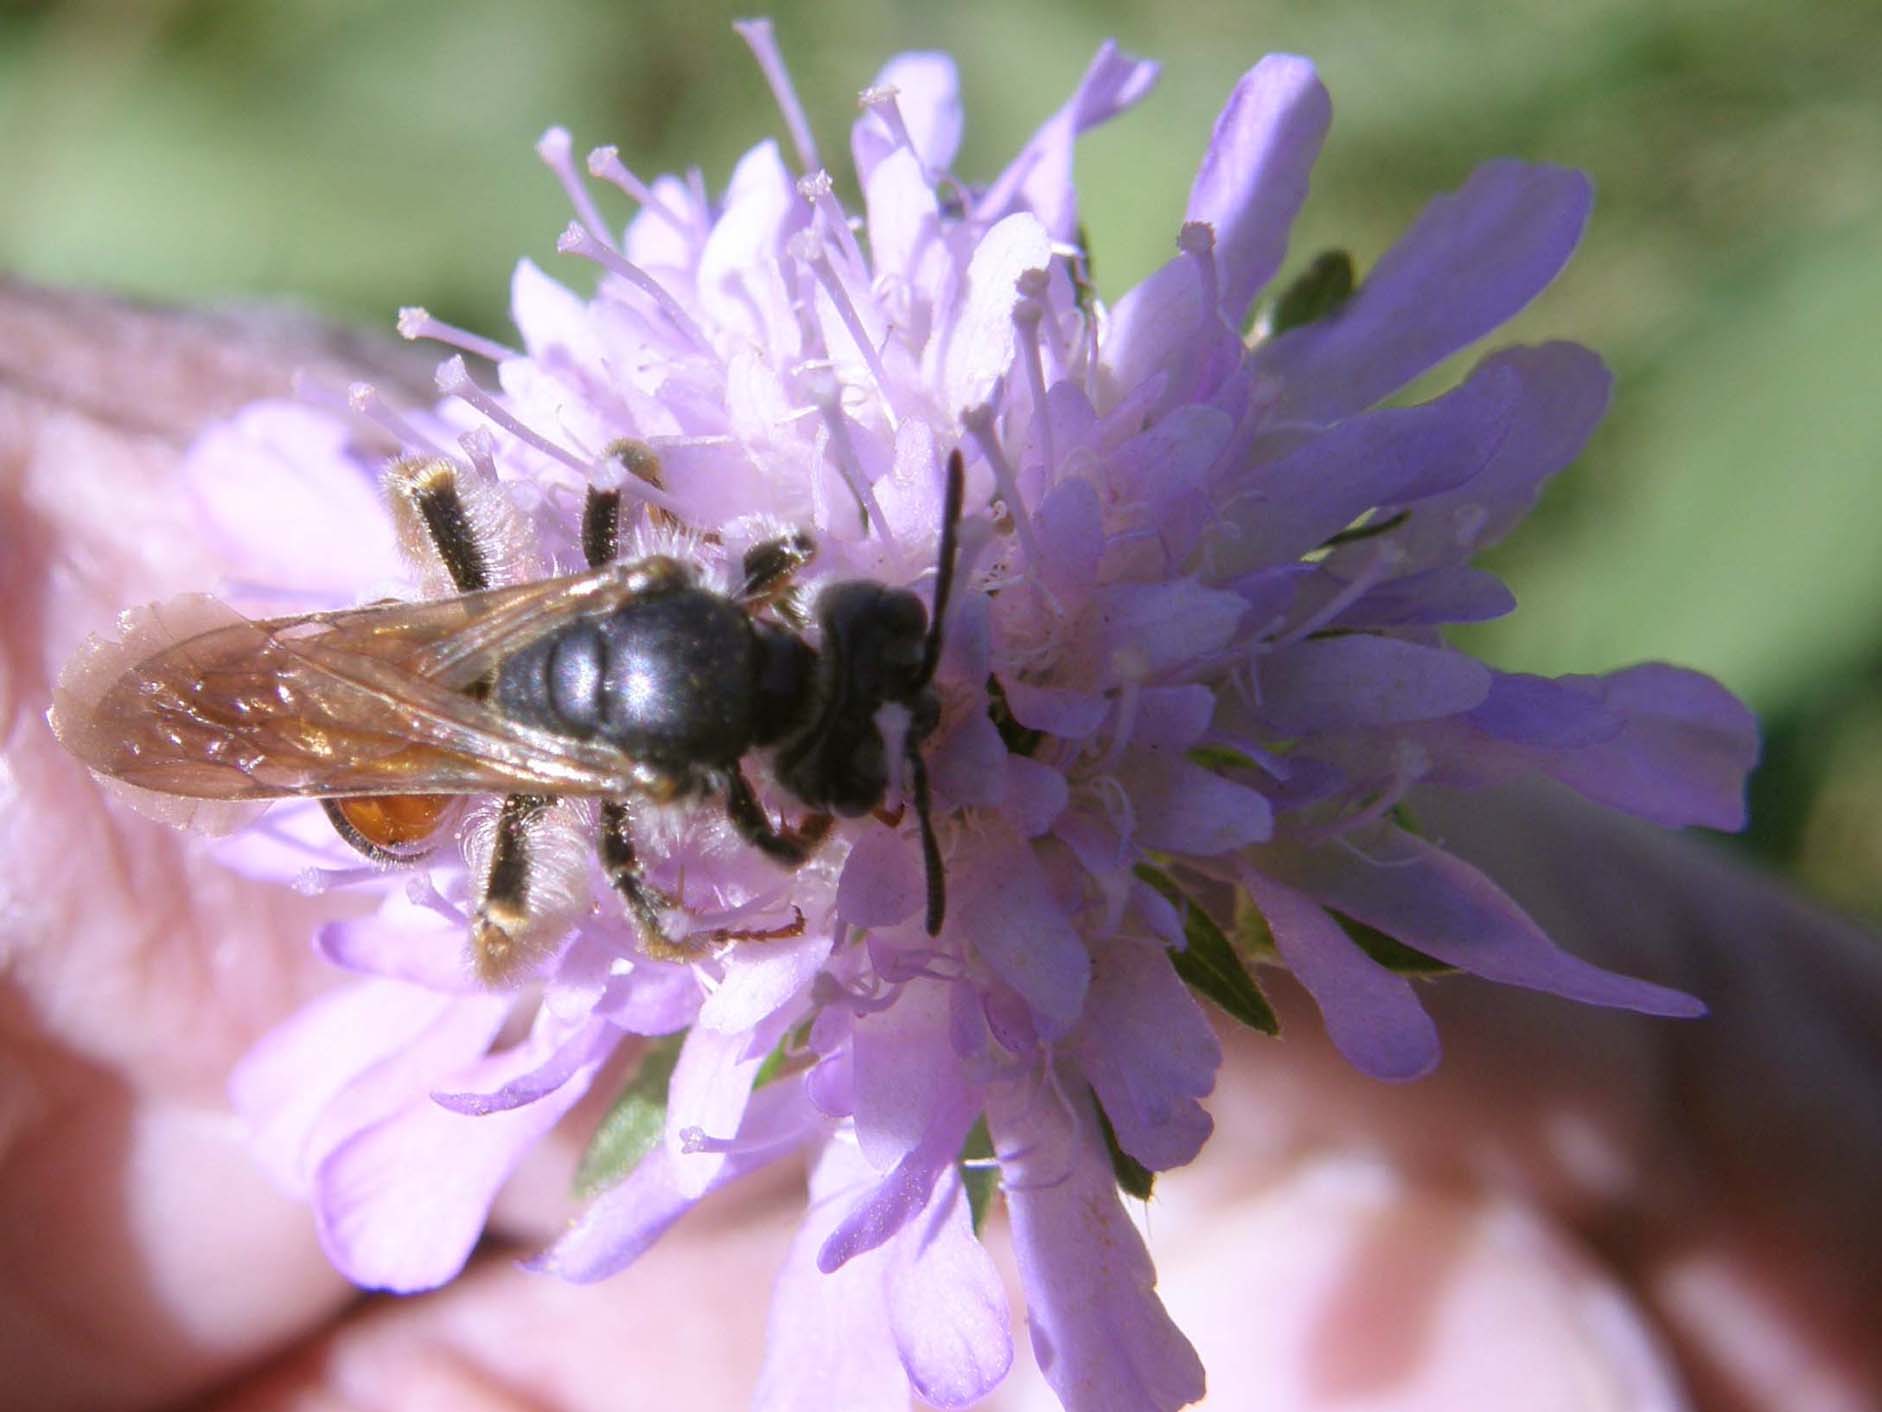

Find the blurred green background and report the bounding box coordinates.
[4,0,1880,915]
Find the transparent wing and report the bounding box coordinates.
[52,564,669,801]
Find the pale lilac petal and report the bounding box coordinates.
[931,710,1009,807]
[981,42,1160,240]
[886,1165,1013,1408]
[510,257,603,369]
[1257,637,1492,733]
[1186,55,1332,326]
[1004,680,1109,738]
[991,1077,1205,1412]
[1241,869,1439,1081]
[1036,476,1105,599]
[315,1041,602,1291]
[1116,754,1273,853]
[1469,672,1625,748]
[1005,754,1070,837]
[1541,665,1759,829]
[432,1016,616,1115]
[851,975,960,1169]
[1091,578,1247,677]
[1336,566,1517,629]
[1074,933,1220,1169]
[944,213,1052,415]
[230,982,473,1195]
[1256,162,1593,423]
[532,1080,818,1282]
[862,148,941,289]
[837,828,925,927]
[853,51,963,181]
[1380,343,1612,568]
[953,824,1090,1038]
[314,885,478,991]
[595,961,701,1036]
[206,798,354,884]
[1260,830,1705,1016]
[819,1083,980,1271]
[1130,685,1216,749]
[665,1016,782,1197]
[1227,355,1521,566]
[756,1138,907,1412]
[698,929,833,1034]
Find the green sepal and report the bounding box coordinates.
[1095,1099,1155,1202]
[1134,864,1280,1035]
[1269,249,1356,334]
[1332,912,1456,975]
[572,1034,683,1199]
[1186,743,1261,773]
[958,1115,998,1234]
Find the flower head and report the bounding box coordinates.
[132,23,1753,1411]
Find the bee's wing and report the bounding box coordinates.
[52,566,658,804]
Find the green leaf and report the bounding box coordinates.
[1268,249,1356,334]
[1135,865,1280,1034]
[1332,912,1456,975]
[1095,1098,1155,1201]
[572,1034,683,1199]
[1186,743,1261,773]
[958,1116,998,1235]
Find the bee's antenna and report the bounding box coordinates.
[917,448,965,688]
[907,447,964,935]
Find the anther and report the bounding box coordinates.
[586,145,691,239]
[396,306,518,365]
[536,126,617,252]
[963,405,1044,566]
[733,18,822,174]
[556,223,719,363]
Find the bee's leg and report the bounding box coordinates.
[582,485,621,569]
[601,799,809,960]
[723,768,833,865]
[736,532,816,625]
[386,457,491,593]
[471,791,557,984]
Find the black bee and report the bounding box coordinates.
[52,445,965,982]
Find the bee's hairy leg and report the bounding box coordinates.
[736,532,816,625]
[387,457,492,593]
[471,791,554,981]
[582,485,621,570]
[723,768,833,865]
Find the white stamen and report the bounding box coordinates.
[1179,220,1220,318]
[804,368,888,537]
[556,223,719,364]
[734,18,822,174]
[963,405,1044,565]
[586,145,692,239]
[396,306,518,364]
[795,230,902,424]
[858,83,922,167]
[1013,269,1057,483]
[346,381,453,459]
[536,127,616,251]
[796,170,867,277]
[1271,540,1405,648]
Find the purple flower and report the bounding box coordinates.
[97,23,1753,1412]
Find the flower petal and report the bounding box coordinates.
[1256,161,1592,423]
[853,51,963,181]
[314,1039,603,1291]
[1006,754,1071,837]
[886,1166,1013,1408]
[943,212,1052,415]
[953,823,1090,1039]
[1116,754,1273,853]
[990,1077,1205,1412]
[1240,869,1439,1081]
[1186,55,1332,327]
[756,1137,907,1411]
[837,827,926,927]
[1259,829,1705,1015]
[819,1082,980,1271]
[851,975,960,1170]
[532,1079,818,1283]
[1074,933,1220,1169]
[1257,637,1492,733]
[698,929,833,1035]
[980,42,1159,240]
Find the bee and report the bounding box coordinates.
[51,444,965,983]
